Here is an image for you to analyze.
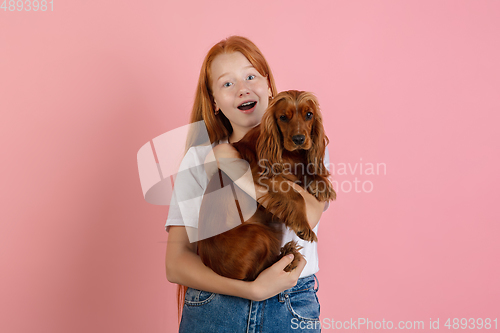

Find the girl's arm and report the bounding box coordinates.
[165,226,306,301]
[205,143,326,229]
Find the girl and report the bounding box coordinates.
[165,36,330,332]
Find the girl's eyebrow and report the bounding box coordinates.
[216,65,255,82]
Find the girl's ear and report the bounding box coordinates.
[213,100,219,114]
[268,87,272,99]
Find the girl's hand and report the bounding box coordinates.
[204,143,257,199]
[212,143,240,159]
[247,254,307,301]
[204,143,245,178]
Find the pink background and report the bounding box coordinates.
[1,0,499,332]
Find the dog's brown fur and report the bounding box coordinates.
[198,90,336,281]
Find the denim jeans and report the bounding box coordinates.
[179,274,321,333]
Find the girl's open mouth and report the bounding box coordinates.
[237,101,257,112]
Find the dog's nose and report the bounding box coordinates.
[292,135,305,145]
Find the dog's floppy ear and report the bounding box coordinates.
[257,97,284,176]
[306,94,330,177]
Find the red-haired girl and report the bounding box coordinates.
[165,36,329,332]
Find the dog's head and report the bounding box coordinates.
[257,90,329,176]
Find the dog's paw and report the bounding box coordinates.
[285,210,318,242]
[284,260,299,272]
[296,226,318,242]
[306,176,337,202]
[305,178,321,199]
[280,241,304,272]
[316,187,336,202]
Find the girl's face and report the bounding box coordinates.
[210,52,272,141]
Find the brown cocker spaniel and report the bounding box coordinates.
[198,90,336,281]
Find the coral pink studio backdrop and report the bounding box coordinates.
[1,1,499,332]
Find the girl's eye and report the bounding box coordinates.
[223,82,233,88]
[247,75,256,80]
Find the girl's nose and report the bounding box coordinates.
[236,80,250,96]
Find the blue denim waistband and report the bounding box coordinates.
[281,274,318,296]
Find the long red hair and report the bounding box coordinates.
[177,35,278,323]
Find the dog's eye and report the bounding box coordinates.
[279,115,288,121]
[306,112,313,119]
